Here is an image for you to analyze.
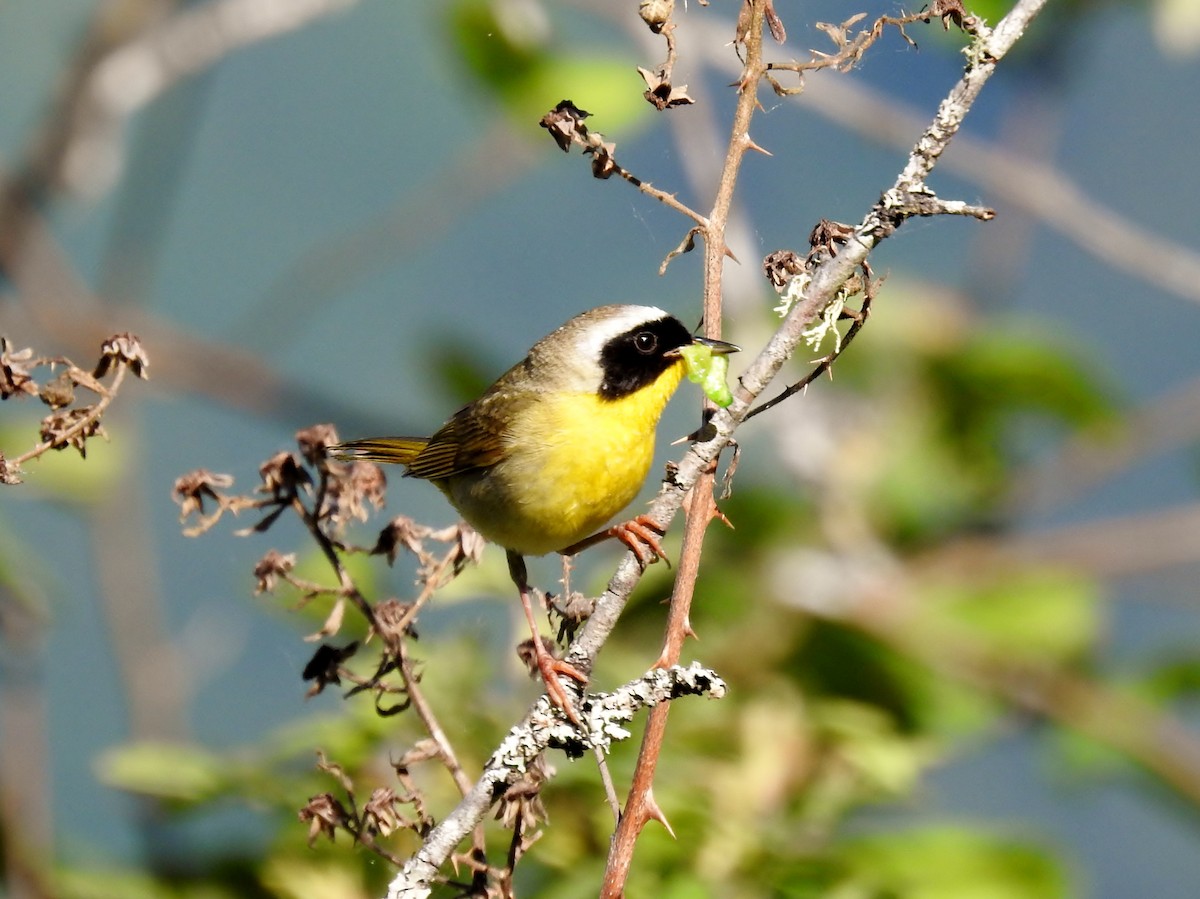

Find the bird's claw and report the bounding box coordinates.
[608,515,670,569]
[518,637,588,724]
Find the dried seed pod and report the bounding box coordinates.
[639,0,674,33]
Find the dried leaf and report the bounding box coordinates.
[539,100,590,152]
[306,596,347,642]
[94,333,149,380]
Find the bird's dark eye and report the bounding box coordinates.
[633,331,658,354]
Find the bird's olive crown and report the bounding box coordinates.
[597,315,693,400]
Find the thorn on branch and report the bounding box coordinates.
[641,787,678,838]
[745,134,773,156]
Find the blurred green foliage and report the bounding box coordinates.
[0,418,125,504]
[446,0,648,131]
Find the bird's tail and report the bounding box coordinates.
[327,436,429,466]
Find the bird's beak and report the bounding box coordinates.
[691,335,740,355]
[665,336,740,358]
[665,335,739,359]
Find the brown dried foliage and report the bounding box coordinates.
[175,424,497,877]
[0,333,148,483]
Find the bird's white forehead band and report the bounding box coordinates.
[571,305,671,360]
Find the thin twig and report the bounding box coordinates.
[10,365,125,467]
[290,494,380,634]
[394,638,491,870]
[615,168,710,227]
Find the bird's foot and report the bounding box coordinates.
[608,514,670,569]
[518,636,588,725]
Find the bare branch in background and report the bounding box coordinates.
[0,0,384,434]
[1010,370,1200,512]
[45,0,360,199]
[809,567,1200,809]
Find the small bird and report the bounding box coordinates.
[329,304,737,719]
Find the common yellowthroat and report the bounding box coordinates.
[329,304,737,717]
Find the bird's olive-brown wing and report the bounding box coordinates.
[405,389,529,480]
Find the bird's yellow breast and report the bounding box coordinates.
[441,362,685,555]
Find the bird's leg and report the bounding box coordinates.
[506,550,588,724]
[561,515,670,570]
